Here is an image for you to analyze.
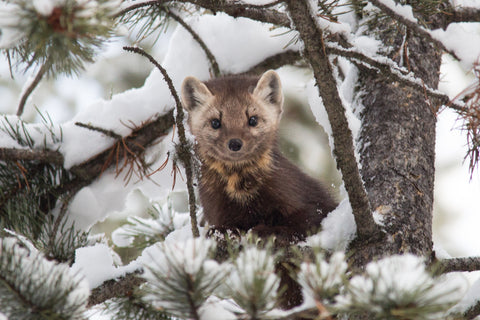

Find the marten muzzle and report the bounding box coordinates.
[228,139,243,151]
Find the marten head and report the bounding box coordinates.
[181,70,284,165]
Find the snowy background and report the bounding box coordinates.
[1,0,480,318]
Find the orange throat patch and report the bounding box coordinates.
[202,150,274,203]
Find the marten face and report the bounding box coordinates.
[181,70,284,164]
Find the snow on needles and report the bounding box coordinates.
[0,237,90,319]
[336,254,468,319]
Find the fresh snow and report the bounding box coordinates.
[32,0,56,16]
[337,254,468,318]
[0,236,90,316]
[307,197,356,251]
[2,1,480,317]
[431,23,480,70]
[450,0,480,9]
[376,0,417,22]
[71,243,141,289]
[454,276,480,314]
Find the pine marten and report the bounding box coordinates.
[181,70,337,242]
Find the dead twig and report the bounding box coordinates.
[17,63,47,117]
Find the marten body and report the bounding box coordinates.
[181,70,337,242]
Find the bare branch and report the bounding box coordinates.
[123,46,200,238]
[368,0,461,62]
[0,148,64,165]
[241,50,304,75]
[166,9,220,77]
[285,0,379,240]
[69,110,174,184]
[436,257,480,273]
[433,3,480,29]
[445,7,480,25]
[17,63,47,117]
[118,0,290,27]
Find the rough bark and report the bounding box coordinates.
[351,12,441,266]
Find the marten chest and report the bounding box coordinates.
[199,165,283,230]
[201,162,269,203]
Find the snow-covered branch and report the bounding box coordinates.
[88,272,144,307]
[69,110,174,184]
[118,0,290,27]
[324,43,465,112]
[369,0,462,62]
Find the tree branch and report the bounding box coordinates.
[368,0,461,62]
[123,46,199,238]
[433,3,480,29]
[88,272,145,307]
[285,0,379,240]
[74,122,122,140]
[436,257,480,273]
[241,50,304,75]
[69,110,174,184]
[118,0,290,28]
[324,43,465,112]
[0,148,64,165]
[444,7,480,25]
[166,9,220,77]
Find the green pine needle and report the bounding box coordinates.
[1,0,120,76]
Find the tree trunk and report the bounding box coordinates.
[349,17,442,267]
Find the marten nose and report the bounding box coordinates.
[228,139,243,151]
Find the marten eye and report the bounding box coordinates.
[211,118,221,129]
[248,116,258,127]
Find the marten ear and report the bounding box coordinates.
[253,70,283,112]
[181,76,213,112]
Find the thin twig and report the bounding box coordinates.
[74,122,122,139]
[123,45,200,238]
[116,0,159,17]
[167,9,221,77]
[17,63,47,117]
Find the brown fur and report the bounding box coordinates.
[181,71,337,312]
[181,70,337,242]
